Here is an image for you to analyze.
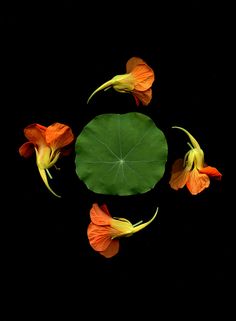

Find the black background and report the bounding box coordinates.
[1,2,233,319]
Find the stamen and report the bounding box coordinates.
[133,220,143,227]
[187,142,194,149]
[46,168,53,179]
[104,86,112,91]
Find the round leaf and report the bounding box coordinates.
[75,112,168,195]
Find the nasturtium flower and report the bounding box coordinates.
[169,126,222,195]
[87,57,155,106]
[87,203,158,258]
[19,122,74,197]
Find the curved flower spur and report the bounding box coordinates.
[87,57,155,106]
[169,126,222,195]
[87,203,159,258]
[19,122,74,197]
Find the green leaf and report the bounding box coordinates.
[75,112,168,195]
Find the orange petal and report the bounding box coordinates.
[19,141,35,158]
[126,57,146,73]
[90,203,111,225]
[24,123,47,146]
[87,223,114,252]
[59,145,74,157]
[100,239,120,258]
[133,94,140,106]
[199,166,222,180]
[100,204,111,216]
[186,169,210,195]
[169,159,190,190]
[45,123,74,150]
[131,64,154,91]
[132,88,152,106]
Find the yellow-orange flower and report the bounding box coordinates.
[169,126,222,195]
[19,122,74,197]
[87,203,158,258]
[87,57,155,106]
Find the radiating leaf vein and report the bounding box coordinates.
[123,127,153,160]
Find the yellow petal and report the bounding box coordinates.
[35,146,51,169]
[87,73,135,103]
[38,168,61,198]
[110,217,133,236]
[87,79,115,103]
[172,126,201,149]
[132,207,159,233]
[112,74,135,92]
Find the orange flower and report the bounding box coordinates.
[19,122,74,197]
[87,57,155,106]
[87,203,158,258]
[169,126,222,195]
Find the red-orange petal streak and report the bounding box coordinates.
[133,94,140,106]
[199,166,222,180]
[100,204,111,216]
